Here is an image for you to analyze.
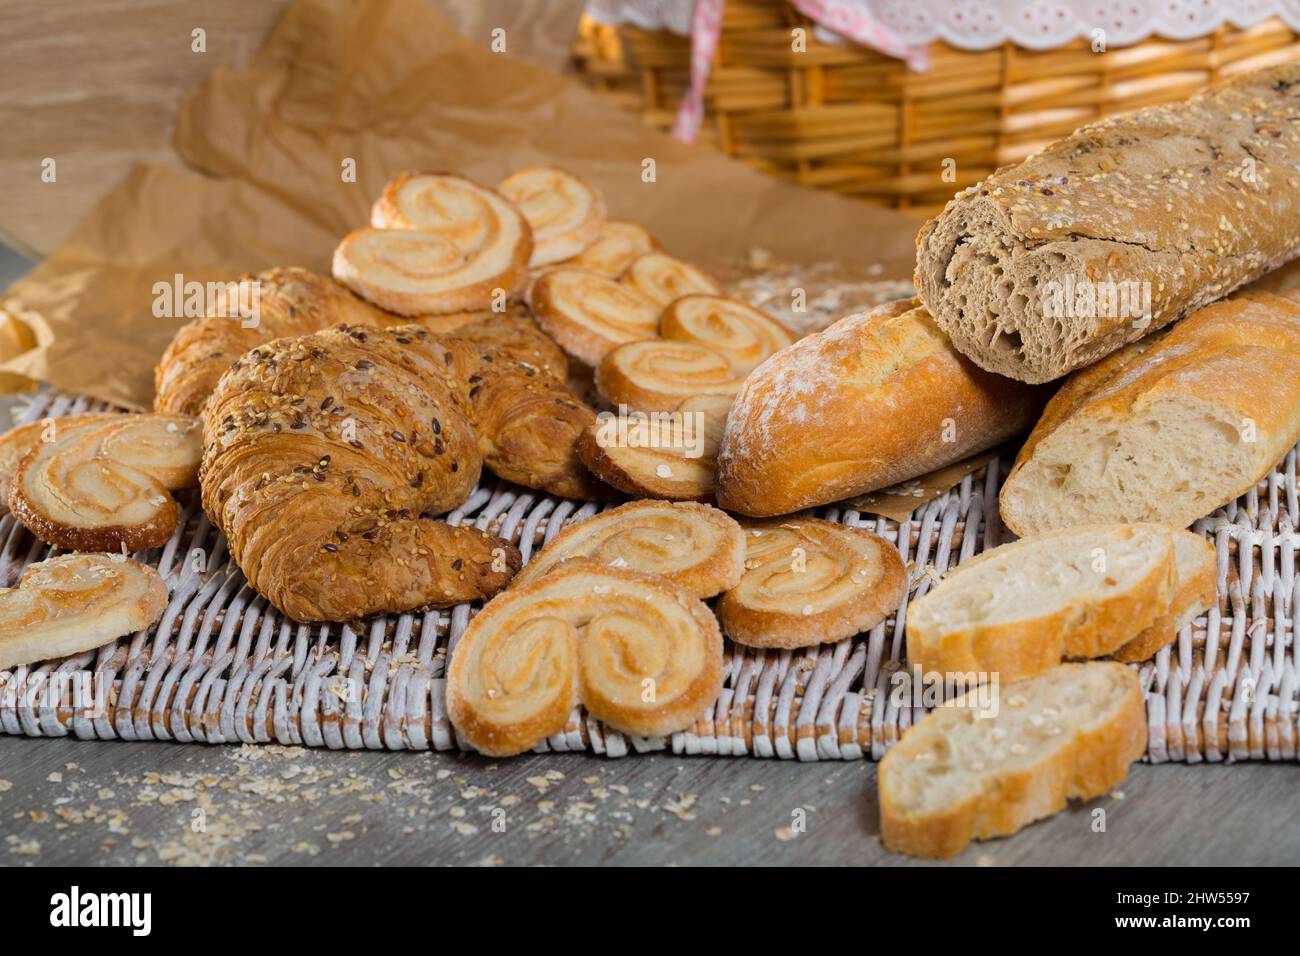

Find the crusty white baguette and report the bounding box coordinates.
[715,298,1048,517]
[915,62,1300,383]
[999,291,1300,535]
[879,661,1146,859]
[906,523,1176,683]
[1112,529,1215,663]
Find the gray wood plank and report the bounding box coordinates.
[1,735,1296,866]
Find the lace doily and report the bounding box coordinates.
[586,0,1300,52]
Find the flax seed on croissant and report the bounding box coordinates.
[155,267,567,416]
[201,323,605,621]
[155,267,390,417]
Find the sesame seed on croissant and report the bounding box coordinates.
[200,322,606,622]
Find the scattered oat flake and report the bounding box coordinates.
[773,827,797,841]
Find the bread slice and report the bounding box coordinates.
[879,661,1146,859]
[999,292,1300,534]
[906,524,1176,683]
[1112,529,1215,663]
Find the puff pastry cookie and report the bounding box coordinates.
[0,414,119,514]
[498,167,606,267]
[8,414,202,553]
[621,252,720,307]
[0,553,167,669]
[512,499,744,599]
[718,519,907,648]
[659,295,794,376]
[596,339,741,411]
[447,558,723,755]
[527,268,659,366]
[336,172,532,314]
[563,221,658,277]
[578,394,731,501]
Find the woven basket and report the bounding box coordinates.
[3,390,1298,763]
[573,2,1300,216]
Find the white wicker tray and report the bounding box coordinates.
[1,390,1296,763]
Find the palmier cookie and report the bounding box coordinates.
[621,252,720,307]
[596,339,740,412]
[660,295,795,376]
[512,499,744,599]
[447,558,724,756]
[563,221,658,277]
[718,519,907,649]
[9,414,202,553]
[0,413,120,514]
[0,553,167,669]
[499,167,606,267]
[340,172,531,314]
[578,394,731,501]
[528,268,658,366]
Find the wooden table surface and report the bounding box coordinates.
[4,734,1298,866]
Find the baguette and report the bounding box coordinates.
[915,62,1300,383]
[905,524,1176,683]
[999,291,1300,534]
[715,299,1047,517]
[1112,529,1215,663]
[878,661,1146,859]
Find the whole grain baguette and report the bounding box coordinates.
[714,299,1048,517]
[906,523,1177,683]
[999,291,1300,535]
[878,661,1146,859]
[915,62,1300,383]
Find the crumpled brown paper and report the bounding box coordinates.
[0,0,919,412]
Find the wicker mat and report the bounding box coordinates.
[1,390,1297,764]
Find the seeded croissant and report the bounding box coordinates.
[201,323,604,622]
[155,266,566,417]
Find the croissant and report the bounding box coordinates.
[156,267,569,416]
[201,322,604,621]
[155,267,390,417]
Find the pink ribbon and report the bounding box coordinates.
[789,0,929,70]
[672,0,929,143]
[672,0,726,142]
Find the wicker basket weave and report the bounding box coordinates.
[573,2,1300,216]
[3,390,1298,764]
